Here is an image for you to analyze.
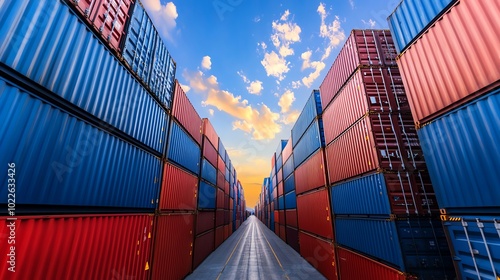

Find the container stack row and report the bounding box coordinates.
[0,1,246,279]
[389,0,500,279]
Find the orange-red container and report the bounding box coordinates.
[160,162,198,211]
[299,231,338,280]
[297,188,334,240]
[172,80,202,145]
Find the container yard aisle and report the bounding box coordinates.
[187,216,325,280]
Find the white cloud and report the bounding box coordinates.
[201,56,212,70]
[291,81,302,89]
[208,109,214,116]
[279,45,294,57]
[362,19,376,28]
[349,0,355,9]
[247,80,263,95]
[184,70,208,92]
[259,42,267,50]
[302,61,326,88]
[254,16,261,23]
[280,10,291,21]
[142,0,178,42]
[301,50,312,70]
[317,3,346,61]
[261,51,290,81]
[180,83,191,93]
[237,71,250,83]
[278,90,295,113]
[281,110,300,125]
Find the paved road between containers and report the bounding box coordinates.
[186,216,326,280]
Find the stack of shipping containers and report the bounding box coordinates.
[389,0,500,278]
[0,0,247,279]
[282,139,300,252]
[272,140,288,242]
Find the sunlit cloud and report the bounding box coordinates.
[238,71,264,95]
[278,90,295,113]
[281,110,300,125]
[317,3,346,61]
[361,19,376,28]
[201,56,212,70]
[180,83,191,93]
[302,61,326,88]
[142,0,178,42]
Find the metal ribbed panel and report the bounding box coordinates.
[193,230,215,269]
[283,156,294,180]
[282,137,293,162]
[291,90,321,147]
[0,0,168,152]
[297,189,333,240]
[298,231,338,280]
[202,118,218,149]
[203,138,218,168]
[160,163,198,211]
[284,173,295,194]
[150,29,176,109]
[198,181,216,210]
[167,121,201,176]
[293,120,322,169]
[172,80,202,145]
[295,149,327,195]
[201,159,217,186]
[0,78,161,209]
[284,191,296,209]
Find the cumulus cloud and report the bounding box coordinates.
[184,70,208,92]
[291,80,302,89]
[142,0,178,42]
[201,56,212,70]
[362,19,376,28]
[278,90,296,113]
[208,109,215,116]
[180,83,191,93]
[317,3,345,61]
[281,110,300,125]
[261,51,290,81]
[301,50,313,70]
[238,71,264,95]
[302,61,326,88]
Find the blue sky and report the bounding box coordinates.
[142,0,398,207]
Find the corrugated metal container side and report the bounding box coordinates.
[225,167,230,182]
[291,90,322,147]
[193,230,215,269]
[282,137,293,162]
[217,171,225,190]
[217,154,225,173]
[279,225,286,241]
[276,139,288,157]
[150,32,176,110]
[337,246,415,280]
[195,211,215,235]
[69,0,133,52]
[172,80,202,145]
[387,0,456,54]
[323,67,409,145]
[0,0,169,152]
[443,215,500,280]
[218,139,226,162]
[285,191,297,209]
[216,189,225,210]
[224,180,230,194]
[215,226,224,249]
[326,113,424,184]
[277,168,283,185]
[297,189,334,240]
[335,217,454,278]
[418,89,500,212]
[278,196,284,211]
[203,138,218,169]
[295,149,327,195]
[201,159,217,186]
[160,163,198,211]
[151,214,194,280]
[278,181,284,198]
[216,210,224,227]
[223,225,229,240]
[299,231,338,280]
[286,226,300,253]
[274,223,280,236]
[271,152,276,170]
[330,171,438,217]
[0,214,152,280]
[276,154,284,172]
[202,118,218,148]
[285,209,298,229]
[198,181,216,210]
[397,0,500,124]
[167,121,201,176]
[293,120,323,169]
[0,79,161,209]
[284,173,295,194]
[320,29,397,110]
[283,156,294,180]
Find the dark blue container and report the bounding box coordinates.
[276,154,283,172]
[284,174,295,195]
[291,90,322,147]
[276,139,288,157]
[0,0,168,153]
[225,167,230,182]
[198,181,216,209]
[201,159,216,185]
[285,191,297,209]
[218,139,226,163]
[283,156,294,180]
[0,77,161,210]
[167,121,201,176]
[278,196,284,211]
[293,119,324,169]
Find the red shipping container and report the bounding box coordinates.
[279,210,285,227]
[277,168,283,184]
[272,187,277,200]
[203,139,218,169]
[299,231,338,280]
[271,152,276,170]
[274,222,280,236]
[224,225,229,240]
[224,195,230,210]
[215,226,224,249]
[216,170,224,190]
[282,138,293,163]
[274,210,279,224]
[216,188,224,209]
[323,67,409,145]
[229,198,234,210]
[326,113,425,184]
[0,214,152,280]
[398,0,500,124]
[152,214,194,280]
[196,211,214,235]
[160,162,198,211]
[173,81,202,145]
[224,180,230,194]
[216,210,224,227]
[217,155,225,172]
[278,182,284,197]
[320,30,397,110]
[193,230,215,269]
[285,209,298,228]
[224,210,230,224]
[295,149,327,195]
[229,224,233,235]
[70,0,133,51]
[337,246,414,280]
[286,226,300,253]
[229,210,234,223]
[279,225,286,241]
[202,118,218,148]
[297,189,334,240]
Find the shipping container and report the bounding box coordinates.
[277,182,284,198]
[330,171,438,217]
[283,156,294,181]
[285,191,297,209]
[215,226,224,249]
[291,90,322,147]
[0,214,152,280]
[277,196,284,211]
[217,154,225,173]
[160,163,198,211]
[276,154,284,172]
[0,0,169,152]
[172,80,202,145]
[0,78,161,210]
[293,119,324,169]
[335,217,454,279]
[216,210,224,227]
[325,113,424,184]
[285,209,298,229]
[277,168,283,185]
[203,138,218,169]
[167,121,201,176]
[202,118,218,148]
[276,139,288,158]
[201,159,217,186]
[284,174,295,194]
[282,138,293,163]
[418,89,500,213]
[299,231,338,280]
[195,211,215,235]
[218,139,226,162]
[320,29,397,109]
[295,149,327,195]
[224,180,230,194]
[397,0,500,124]
[198,181,216,210]
[286,226,300,253]
[225,166,230,182]
[279,225,286,242]
[387,0,457,54]
[271,152,276,170]
[297,189,334,240]
[193,230,215,269]
[323,67,409,145]
[443,215,500,280]
[216,189,225,210]
[151,214,194,280]
[337,246,415,280]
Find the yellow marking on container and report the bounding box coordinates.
[148,232,151,239]
[137,250,140,255]
[145,262,149,270]
[137,240,140,245]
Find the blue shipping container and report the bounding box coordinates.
[150,26,176,110]
[443,216,500,280]
[293,119,324,169]
[0,78,161,209]
[335,217,455,279]
[418,89,500,213]
[284,174,295,195]
[292,90,322,147]
[167,121,201,176]
[198,181,216,209]
[278,196,284,211]
[225,167,230,182]
[283,156,294,180]
[0,0,168,153]
[388,0,456,54]
[285,191,297,209]
[201,159,216,186]
[276,139,288,157]
[218,139,226,163]
[276,154,283,172]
